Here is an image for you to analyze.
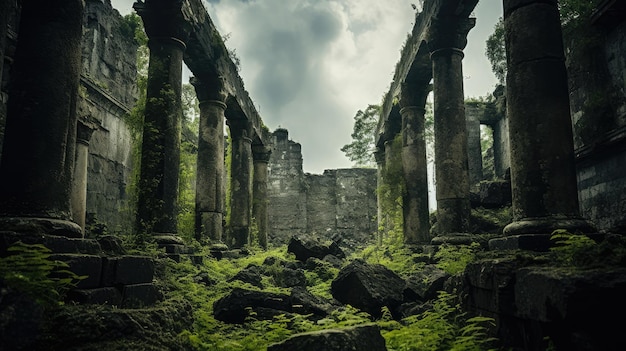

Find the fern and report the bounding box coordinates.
[0,241,86,306]
[435,242,481,275]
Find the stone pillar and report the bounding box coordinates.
[427,17,475,235]
[374,147,385,245]
[191,76,227,244]
[382,139,396,235]
[133,1,189,242]
[252,145,272,249]
[227,119,253,248]
[400,83,431,244]
[71,116,100,235]
[0,0,84,237]
[465,104,483,184]
[501,0,594,236]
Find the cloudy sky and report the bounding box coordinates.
[111,0,502,174]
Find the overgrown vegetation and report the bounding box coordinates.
[0,242,85,306]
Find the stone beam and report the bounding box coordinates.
[180,0,267,147]
[376,0,478,148]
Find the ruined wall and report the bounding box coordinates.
[267,129,378,247]
[82,0,138,233]
[267,129,308,243]
[566,8,626,232]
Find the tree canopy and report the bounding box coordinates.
[341,104,380,167]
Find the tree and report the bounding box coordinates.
[485,1,601,84]
[485,17,506,85]
[341,104,380,167]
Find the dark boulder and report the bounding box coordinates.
[404,264,449,301]
[267,324,387,351]
[331,259,405,318]
[288,236,345,262]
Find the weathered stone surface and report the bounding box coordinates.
[267,324,387,351]
[288,235,345,262]
[229,265,264,288]
[404,265,449,301]
[121,283,161,308]
[213,288,292,324]
[67,287,123,306]
[290,286,338,318]
[214,287,335,324]
[101,256,155,286]
[331,259,405,318]
[0,232,101,256]
[51,254,103,289]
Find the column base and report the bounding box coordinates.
[228,227,249,249]
[0,217,82,238]
[195,211,223,244]
[503,216,596,236]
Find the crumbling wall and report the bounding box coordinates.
[566,7,626,233]
[268,129,378,247]
[82,0,139,233]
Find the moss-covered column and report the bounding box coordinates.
[252,145,272,249]
[134,1,189,242]
[227,119,253,248]
[374,147,385,245]
[0,0,84,237]
[71,116,100,235]
[400,83,431,244]
[191,76,227,244]
[427,17,475,235]
[501,0,594,236]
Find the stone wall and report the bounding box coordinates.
[566,6,626,233]
[82,0,138,233]
[267,129,378,248]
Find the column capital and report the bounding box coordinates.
[191,75,228,106]
[133,0,191,47]
[427,16,476,57]
[252,145,272,163]
[227,119,253,141]
[400,82,431,110]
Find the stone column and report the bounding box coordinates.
[252,145,272,249]
[400,83,431,244]
[133,1,189,242]
[465,104,483,184]
[191,76,227,244]
[427,17,475,235]
[227,119,253,248]
[382,139,395,235]
[501,0,594,236]
[71,116,100,235]
[0,0,84,237]
[374,147,385,245]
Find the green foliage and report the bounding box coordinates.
[382,291,497,351]
[548,229,626,268]
[559,0,600,28]
[0,242,85,306]
[485,17,506,85]
[120,13,148,45]
[378,134,405,241]
[341,104,380,167]
[435,242,482,275]
[485,1,602,84]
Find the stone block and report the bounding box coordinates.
[67,287,122,305]
[102,255,154,286]
[51,254,103,289]
[122,283,160,308]
[0,232,101,256]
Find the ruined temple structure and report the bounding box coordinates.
[267,128,378,250]
[1,0,626,349]
[376,0,626,349]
